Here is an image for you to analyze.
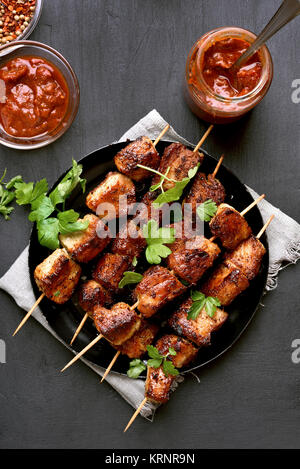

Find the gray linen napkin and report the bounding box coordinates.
[0,109,299,421]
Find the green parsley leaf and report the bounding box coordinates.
[154,178,190,207]
[57,210,89,235]
[146,345,163,360]
[0,205,14,220]
[127,359,147,379]
[163,360,179,377]
[196,199,217,222]
[49,159,86,208]
[142,220,175,265]
[132,256,138,267]
[5,175,23,190]
[37,218,60,250]
[118,271,143,289]
[188,290,221,320]
[28,195,54,222]
[15,179,48,206]
[168,347,177,356]
[147,358,163,368]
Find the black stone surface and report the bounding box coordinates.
[0,0,299,449]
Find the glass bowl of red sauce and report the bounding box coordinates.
[0,40,79,149]
[184,27,273,124]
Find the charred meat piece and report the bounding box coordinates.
[78,280,112,316]
[93,302,141,346]
[117,320,159,358]
[135,190,163,226]
[209,203,252,250]
[152,143,204,191]
[86,172,136,219]
[225,235,266,280]
[201,260,249,306]
[114,136,160,182]
[111,220,146,258]
[145,365,175,404]
[92,253,132,292]
[155,334,198,368]
[185,172,226,213]
[134,266,186,318]
[59,214,110,263]
[169,298,228,347]
[167,235,220,285]
[34,248,81,304]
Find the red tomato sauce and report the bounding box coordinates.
[0,56,69,138]
[202,38,262,98]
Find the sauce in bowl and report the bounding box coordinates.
[0,55,69,137]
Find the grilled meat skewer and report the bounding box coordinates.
[209,203,252,250]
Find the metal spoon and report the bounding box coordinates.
[231,0,300,71]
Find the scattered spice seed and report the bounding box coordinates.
[0,0,36,44]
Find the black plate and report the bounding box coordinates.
[28,142,269,376]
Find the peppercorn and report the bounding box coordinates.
[0,0,36,44]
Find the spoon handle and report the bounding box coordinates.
[233,0,300,70]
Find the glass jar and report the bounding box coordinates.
[184,27,274,124]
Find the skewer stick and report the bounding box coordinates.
[70,313,89,345]
[256,215,274,240]
[153,124,170,147]
[212,154,225,179]
[61,334,103,372]
[240,194,265,217]
[13,293,45,336]
[193,125,214,154]
[124,397,148,432]
[130,301,139,311]
[101,350,121,383]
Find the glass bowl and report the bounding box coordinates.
[0,40,80,149]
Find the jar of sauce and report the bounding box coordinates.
[184,27,273,124]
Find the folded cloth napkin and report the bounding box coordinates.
[1,109,299,421]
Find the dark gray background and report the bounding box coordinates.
[0,0,299,449]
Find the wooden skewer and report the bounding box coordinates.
[212,154,225,179]
[256,215,274,240]
[70,312,89,345]
[124,397,148,432]
[101,350,121,383]
[241,194,265,217]
[13,293,45,336]
[153,124,170,147]
[130,301,139,311]
[193,125,214,154]
[61,334,103,372]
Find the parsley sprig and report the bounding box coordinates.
[127,345,179,379]
[142,220,175,265]
[0,169,22,220]
[118,271,143,289]
[188,290,221,320]
[196,199,217,222]
[137,163,200,207]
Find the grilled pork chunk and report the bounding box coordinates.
[86,172,136,219]
[34,248,81,304]
[185,172,226,213]
[145,365,175,404]
[78,280,112,316]
[92,253,131,292]
[201,260,249,306]
[169,298,228,346]
[152,143,204,191]
[167,235,220,285]
[155,334,198,368]
[59,214,110,263]
[134,266,186,318]
[114,136,160,182]
[111,220,146,259]
[117,320,159,358]
[93,302,141,346]
[209,203,252,250]
[225,235,266,280]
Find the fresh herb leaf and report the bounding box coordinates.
[49,159,86,208]
[147,358,163,368]
[146,345,163,360]
[57,210,89,235]
[127,359,147,379]
[196,199,217,222]
[15,179,48,206]
[0,204,14,220]
[143,220,175,265]
[132,256,138,267]
[118,271,143,289]
[168,347,177,356]
[28,195,54,222]
[163,360,179,377]
[5,175,23,190]
[37,218,60,250]
[188,290,221,320]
